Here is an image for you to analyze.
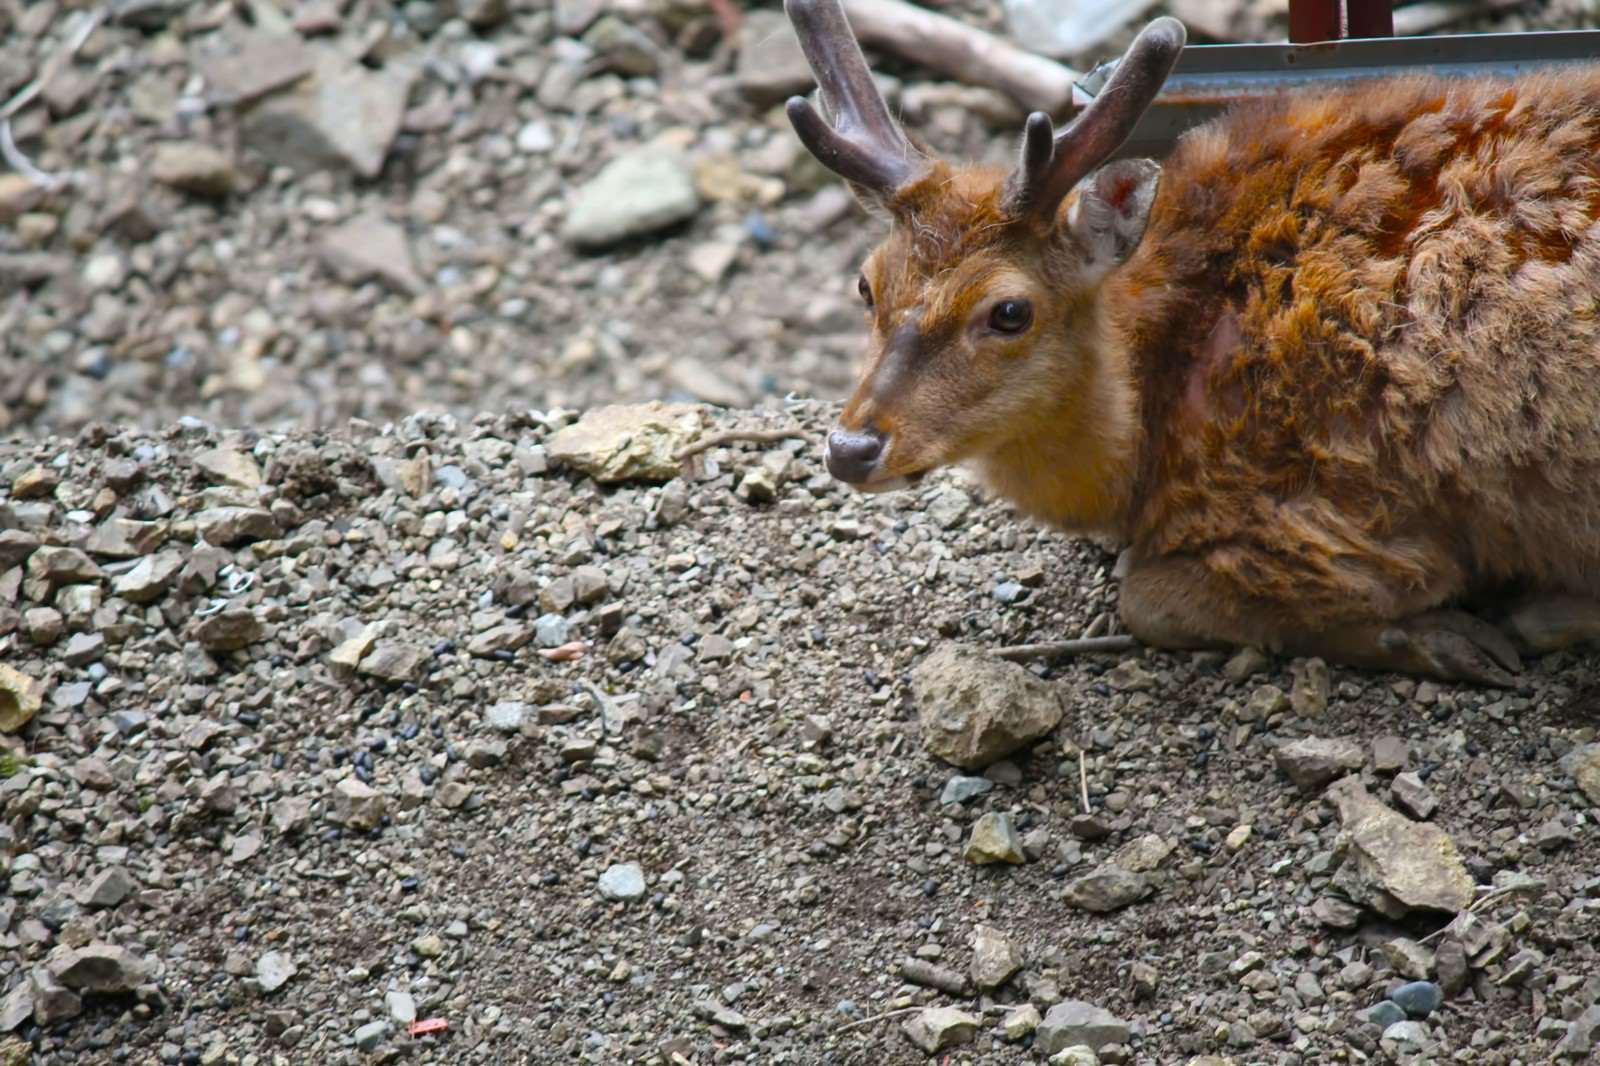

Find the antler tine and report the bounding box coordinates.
[783,0,921,195]
[1006,17,1187,225]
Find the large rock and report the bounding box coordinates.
[562,147,700,250]
[912,644,1064,768]
[112,551,185,603]
[0,666,43,733]
[970,925,1024,989]
[1560,743,1600,806]
[1326,777,1473,917]
[1062,866,1151,912]
[240,48,415,178]
[546,402,705,483]
[193,608,265,651]
[1036,999,1132,1054]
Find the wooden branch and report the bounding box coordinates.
[842,0,1082,117]
[675,427,810,462]
[993,635,1139,661]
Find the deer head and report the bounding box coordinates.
[785,0,1185,511]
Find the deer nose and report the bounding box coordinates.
[826,426,887,483]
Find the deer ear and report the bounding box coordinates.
[1065,158,1161,271]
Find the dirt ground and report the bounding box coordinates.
[2,1,1600,1065]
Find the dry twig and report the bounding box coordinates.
[836,1006,924,1033]
[675,427,811,462]
[994,635,1139,661]
[0,6,105,188]
[1078,749,1090,814]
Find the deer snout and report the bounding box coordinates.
[825,425,887,484]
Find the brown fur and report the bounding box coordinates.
[835,69,1600,659]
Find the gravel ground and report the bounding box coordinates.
[1,403,1598,1065]
[4,1,1600,1064]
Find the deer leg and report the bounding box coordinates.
[1500,595,1600,654]
[1118,555,1522,687]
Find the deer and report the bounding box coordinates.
[782,0,1600,687]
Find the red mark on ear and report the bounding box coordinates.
[1107,175,1139,215]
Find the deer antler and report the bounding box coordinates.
[784,0,924,196]
[1005,17,1187,227]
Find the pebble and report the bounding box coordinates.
[148,139,237,197]
[963,813,1026,865]
[939,775,994,805]
[562,148,701,250]
[901,1006,979,1054]
[1273,736,1364,791]
[256,951,297,994]
[969,925,1024,989]
[1362,1000,1406,1027]
[1061,867,1151,912]
[1390,980,1444,1019]
[598,862,646,901]
[353,1020,389,1051]
[1037,1000,1131,1054]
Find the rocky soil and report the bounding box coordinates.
[5,0,1600,1064]
[1,402,1598,1066]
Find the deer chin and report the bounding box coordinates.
[848,469,928,494]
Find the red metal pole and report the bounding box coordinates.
[1345,0,1394,36]
[1289,0,1342,43]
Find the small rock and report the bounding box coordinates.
[1362,1000,1407,1027]
[1434,938,1469,995]
[240,49,414,179]
[0,665,44,733]
[1380,1020,1432,1055]
[150,142,238,198]
[1049,1048,1100,1066]
[1,980,32,1032]
[970,925,1023,989]
[330,779,386,831]
[357,641,427,684]
[1390,980,1444,1019]
[256,951,296,994]
[353,1020,388,1052]
[271,798,311,836]
[1559,743,1600,806]
[486,701,529,733]
[734,11,814,105]
[547,402,705,483]
[691,998,747,1029]
[1037,1000,1131,1054]
[80,868,136,909]
[112,551,185,603]
[319,212,424,295]
[467,624,532,658]
[48,944,147,993]
[1274,736,1364,791]
[193,448,263,488]
[598,862,646,901]
[1371,734,1410,773]
[199,30,313,104]
[913,644,1064,769]
[1062,867,1151,913]
[940,775,994,805]
[386,990,416,1024]
[1223,645,1271,682]
[1002,1003,1041,1041]
[28,969,80,1026]
[963,813,1026,865]
[901,1006,979,1054]
[195,507,278,546]
[1383,938,1434,980]
[193,608,265,651]
[583,15,663,76]
[562,148,700,250]
[1390,770,1439,820]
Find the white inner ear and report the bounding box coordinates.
[1068,158,1161,277]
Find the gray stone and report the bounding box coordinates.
[200,30,313,105]
[29,968,81,1026]
[62,632,105,666]
[1223,645,1271,682]
[195,507,278,546]
[1326,777,1473,916]
[963,812,1025,865]
[1037,1000,1131,1054]
[1002,1003,1041,1041]
[1390,980,1443,1019]
[112,551,185,603]
[48,943,147,993]
[386,989,416,1024]
[1560,743,1600,806]
[913,644,1064,769]
[467,623,532,658]
[1062,866,1151,913]
[1363,1000,1406,1027]
[598,862,646,901]
[734,11,814,105]
[562,148,700,250]
[1380,1020,1432,1055]
[357,641,426,684]
[271,797,311,836]
[330,779,386,831]
[1556,1004,1600,1058]
[534,614,570,647]
[0,979,32,1031]
[194,608,265,651]
[353,1020,389,1051]
[546,403,706,483]
[81,867,136,909]
[255,951,297,994]
[923,486,972,530]
[1275,736,1364,791]
[150,142,238,198]
[583,16,663,77]
[940,775,994,805]
[901,1006,980,1054]
[1391,771,1439,819]
[193,448,262,488]
[1048,1048,1100,1066]
[240,48,415,178]
[970,925,1023,989]
[27,546,102,587]
[319,212,424,295]
[486,701,529,732]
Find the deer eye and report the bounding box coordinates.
[858,274,874,309]
[988,299,1033,334]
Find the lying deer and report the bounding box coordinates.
[784,0,1600,686]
